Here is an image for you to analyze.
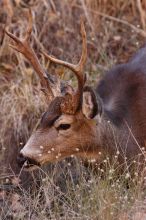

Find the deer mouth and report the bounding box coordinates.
[23,158,41,170]
[17,153,41,171]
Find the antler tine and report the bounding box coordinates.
[5,9,54,99]
[42,19,87,111]
[78,18,87,77]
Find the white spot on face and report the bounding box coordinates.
[40,145,44,149]
[51,148,55,151]
[39,153,42,157]
[75,148,79,152]
[56,155,59,159]
[48,150,51,154]
[71,155,74,158]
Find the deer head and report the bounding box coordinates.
[5,10,104,170]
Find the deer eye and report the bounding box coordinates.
[57,124,71,130]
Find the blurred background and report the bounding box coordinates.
[0,0,146,219]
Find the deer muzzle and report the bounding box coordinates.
[17,152,40,169]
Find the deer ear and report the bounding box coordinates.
[82,86,103,119]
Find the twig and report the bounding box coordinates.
[74,4,146,38]
[137,0,146,31]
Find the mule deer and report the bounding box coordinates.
[6,11,146,170]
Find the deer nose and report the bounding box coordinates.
[17,153,40,168]
[17,153,27,167]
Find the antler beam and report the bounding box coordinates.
[5,10,87,114]
[42,19,87,112]
[5,10,58,100]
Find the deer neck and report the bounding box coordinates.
[89,115,124,163]
[77,116,119,163]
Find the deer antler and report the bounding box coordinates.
[5,10,87,114]
[5,9,60,100]
[42,18,87,113]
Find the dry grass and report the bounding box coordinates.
[1,158,146,219]
[1,0,146,219]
